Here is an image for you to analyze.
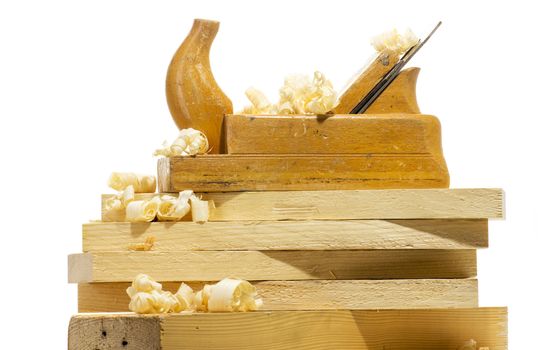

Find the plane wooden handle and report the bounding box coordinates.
[166,19,233,153]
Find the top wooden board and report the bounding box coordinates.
[102,188,504,221]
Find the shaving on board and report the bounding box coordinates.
[103,182,212,223]
[108,172,156,193]
[126,274,188,314]
[154,128,209,157]
[239,71,338,115]
[126,274,262,314]
[125,196,161,222]
[370,28,418,55]
[157,190,193,221]
[189,194,213,223]
[205,278,263,312]
[128,236,156,251]
[104,185,135,211]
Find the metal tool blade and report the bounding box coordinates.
[350,21,442,114]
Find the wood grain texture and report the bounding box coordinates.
[161,308,507,350]
[366,67,421,114]
[68,308,507,350]
[225,113,442,154]
[68,250,477,283]
[83,219,488,252]
[157,154,449,192]
[78,279,478,312]
[68,313,161,350]
[102,188,504,221]
[165,19,232,153]
[331,50,400,114]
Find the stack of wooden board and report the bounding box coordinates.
[68,187,507,349]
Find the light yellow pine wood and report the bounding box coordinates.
[69,313,161,350]
[225,114,440,154]
[78,279,478,312]
[102,188,504,221]
[157,154,449,192]
[68,250,477,283]
[83,219,488,252]
[68,254,92,284]
[69,308,507,350]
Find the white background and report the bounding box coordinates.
[1,0,536,348]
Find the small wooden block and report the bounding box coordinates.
[157,154,449,192]
[102,188,504,221]
[78,279,478,312]
[69,308,507,350]
[224,114,441,154]
[68,250,477,283]
[83,219,488,252]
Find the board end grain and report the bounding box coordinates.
[68,313,161,350]
[68,253,92,283]
[157,157,172,193]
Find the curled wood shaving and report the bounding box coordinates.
[371,28,418,55]
[104,185,135,211]
[103,184,213,223]
[154,128,209,157]
[239,71,338,115]
[126,274,188,314]
[127,274,262,314]
[205,278,263,312]
[108,173,156,193]
[125,197,160,222]
[189,195,213,223]
[128,236,156,251]
[157,190,193,221]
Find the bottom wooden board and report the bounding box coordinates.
[78,279,478,312]
[69,308,507,350]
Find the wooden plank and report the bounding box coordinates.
[78,279,478,312]
[84,219,488,252]
[68,250,477,283]
[69,308,508,350]
[225,114,441,154]
[102,188,504,221]
[157,154,450,192]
